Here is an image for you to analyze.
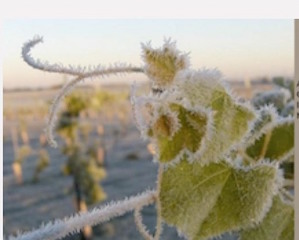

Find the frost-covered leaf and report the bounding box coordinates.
[281,100,294,117]
[160,158,279,240]
[251,89,291,112]
[240,195,294,240]
[142,40,189,88]
[149,103,209,163]
[245,106,276,144]
[172,70,255,164]
[273,77,294,99]
[246,119,294,162]
[281,158,294,179]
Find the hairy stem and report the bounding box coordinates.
[8,190,156,240]
[154,164,163,240]
[260,130,272,159]
[22,36,143,77]
[134,205,154,240]
[279,188,294,202]
[45,75,84,147]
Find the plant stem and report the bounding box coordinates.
[154,164,163,240]
[260,130,272,159]
[74,178,87,240]
[8,190,156,240]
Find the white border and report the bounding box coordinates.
[0,0,299,19]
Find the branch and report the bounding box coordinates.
[22,36,144,77]
[154,164,164,240]
[134,205,154,240]
[8,190,156,240]
[133,165,164,240]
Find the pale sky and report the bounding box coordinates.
[2,19,294,89]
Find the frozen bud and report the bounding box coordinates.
[141,40,189,89]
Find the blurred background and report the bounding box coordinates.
[2,19,294,239]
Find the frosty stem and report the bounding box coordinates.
[8,190,156,240]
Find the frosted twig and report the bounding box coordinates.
[260,130,272,159]
[45,75,84,147]
[154,164,164,240]
[134,205,154,240]
[22,36,143,77]
[279,188,294,202]
[8,190,156,240]
[22,36,83,76]
[133,165,164,240]
[130,82,144,135]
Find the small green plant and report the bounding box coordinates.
[31,133,51,182]
[57,93,107,203]
[11,123,32,185]
[32,149,50,182]
[11,37,294,240]
[56,92,107,239]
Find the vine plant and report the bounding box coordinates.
[57,92,107,239]
[56,92,107,208]
[9,36,294,240]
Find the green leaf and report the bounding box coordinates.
[251,90,290,112]
[281,158,294,179]
[142,40,189,88]
[151,103,209,163]
[144,69,255,165]
[273,77,294,99]
[174,71,255,163]
[160,159,278,240]
[240,195,294,240]
[203,90,254,162]
[246,119,294,162]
